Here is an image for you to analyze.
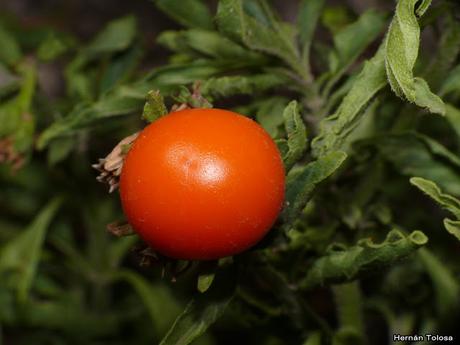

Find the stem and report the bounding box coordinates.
[333,282,365,336]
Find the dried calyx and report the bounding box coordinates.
[92,132,139,193]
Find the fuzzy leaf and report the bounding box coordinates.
[324,9,386,95]
[154,0,213,30]
[312,47,386,157]
[158,29,265,63]
[410,177,460,218]
[300,230,428,290]
[216,0,305,79]
[384,0,445,114]
[255,97,289,138]
[413,77,446,115]
[410,177,460,242]
[201,74,286,101]
[282,151,347,231]
[142,90,168,123]
[281,101,307,171]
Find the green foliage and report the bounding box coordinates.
[2,0,460,344]
[384,0,445,114]
[410,177,460,240]
[300,230,428,289]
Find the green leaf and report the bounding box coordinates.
[0,197,62,301]
[410,177,460,218]
[444,219,460,241]
[47,136,75,165]
[412,77,446,115]
[37,32,72,62]
[0,63,20,97]
[415,0,432,17]
[216,0,306,80]
[99,44,143,94]
[158,29,265,63]
[297,0,325,76]
[0,24,22,66]
[300,230,428,290]
[85,15,137,57]
[312,47,387,157]
[281,101,307,171]
[410,177,460,241]
[362,133,460,195]
[418,248,459,315]
[323,9,386,96]
[423,13,460,90]
[303,332,322,345]
[154,0,213,30]
[440,65,460,97]
[142,90,168,123]
[115,270,182,335]
[159,267,236,345]
[384,0,445,114]
[197,273,216,294]
[38,61,225,148]
[0,61,37,154]
[200,74,286,101]
[255,97,289,138]
[282,151,347,231]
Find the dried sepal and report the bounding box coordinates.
[0,137,25,171]
[107,220,136,237]
[92,132,139,193]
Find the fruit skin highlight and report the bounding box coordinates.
[119,108,286,260]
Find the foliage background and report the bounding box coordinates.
[1,0,460,344]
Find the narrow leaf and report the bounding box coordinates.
[159,268,236,345]
[300,230,428,290]
[324,9,386,95]
[86,16,137,57]
[413,77,446,115]
[201,74,286,101]
[0,198,62,301]
[418,248,459,315]
[282,101,307,171]
[297,0,325,75]
[154,0,213,30]
[216,0,306,80]
[312,47,386,157]
[282,151,347,231]
[115,270,182,335]
[384,0,445,114]
[362,133,460,195]
[409,177,460,218]
[158,29,265,62]
[410,177,460,242]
